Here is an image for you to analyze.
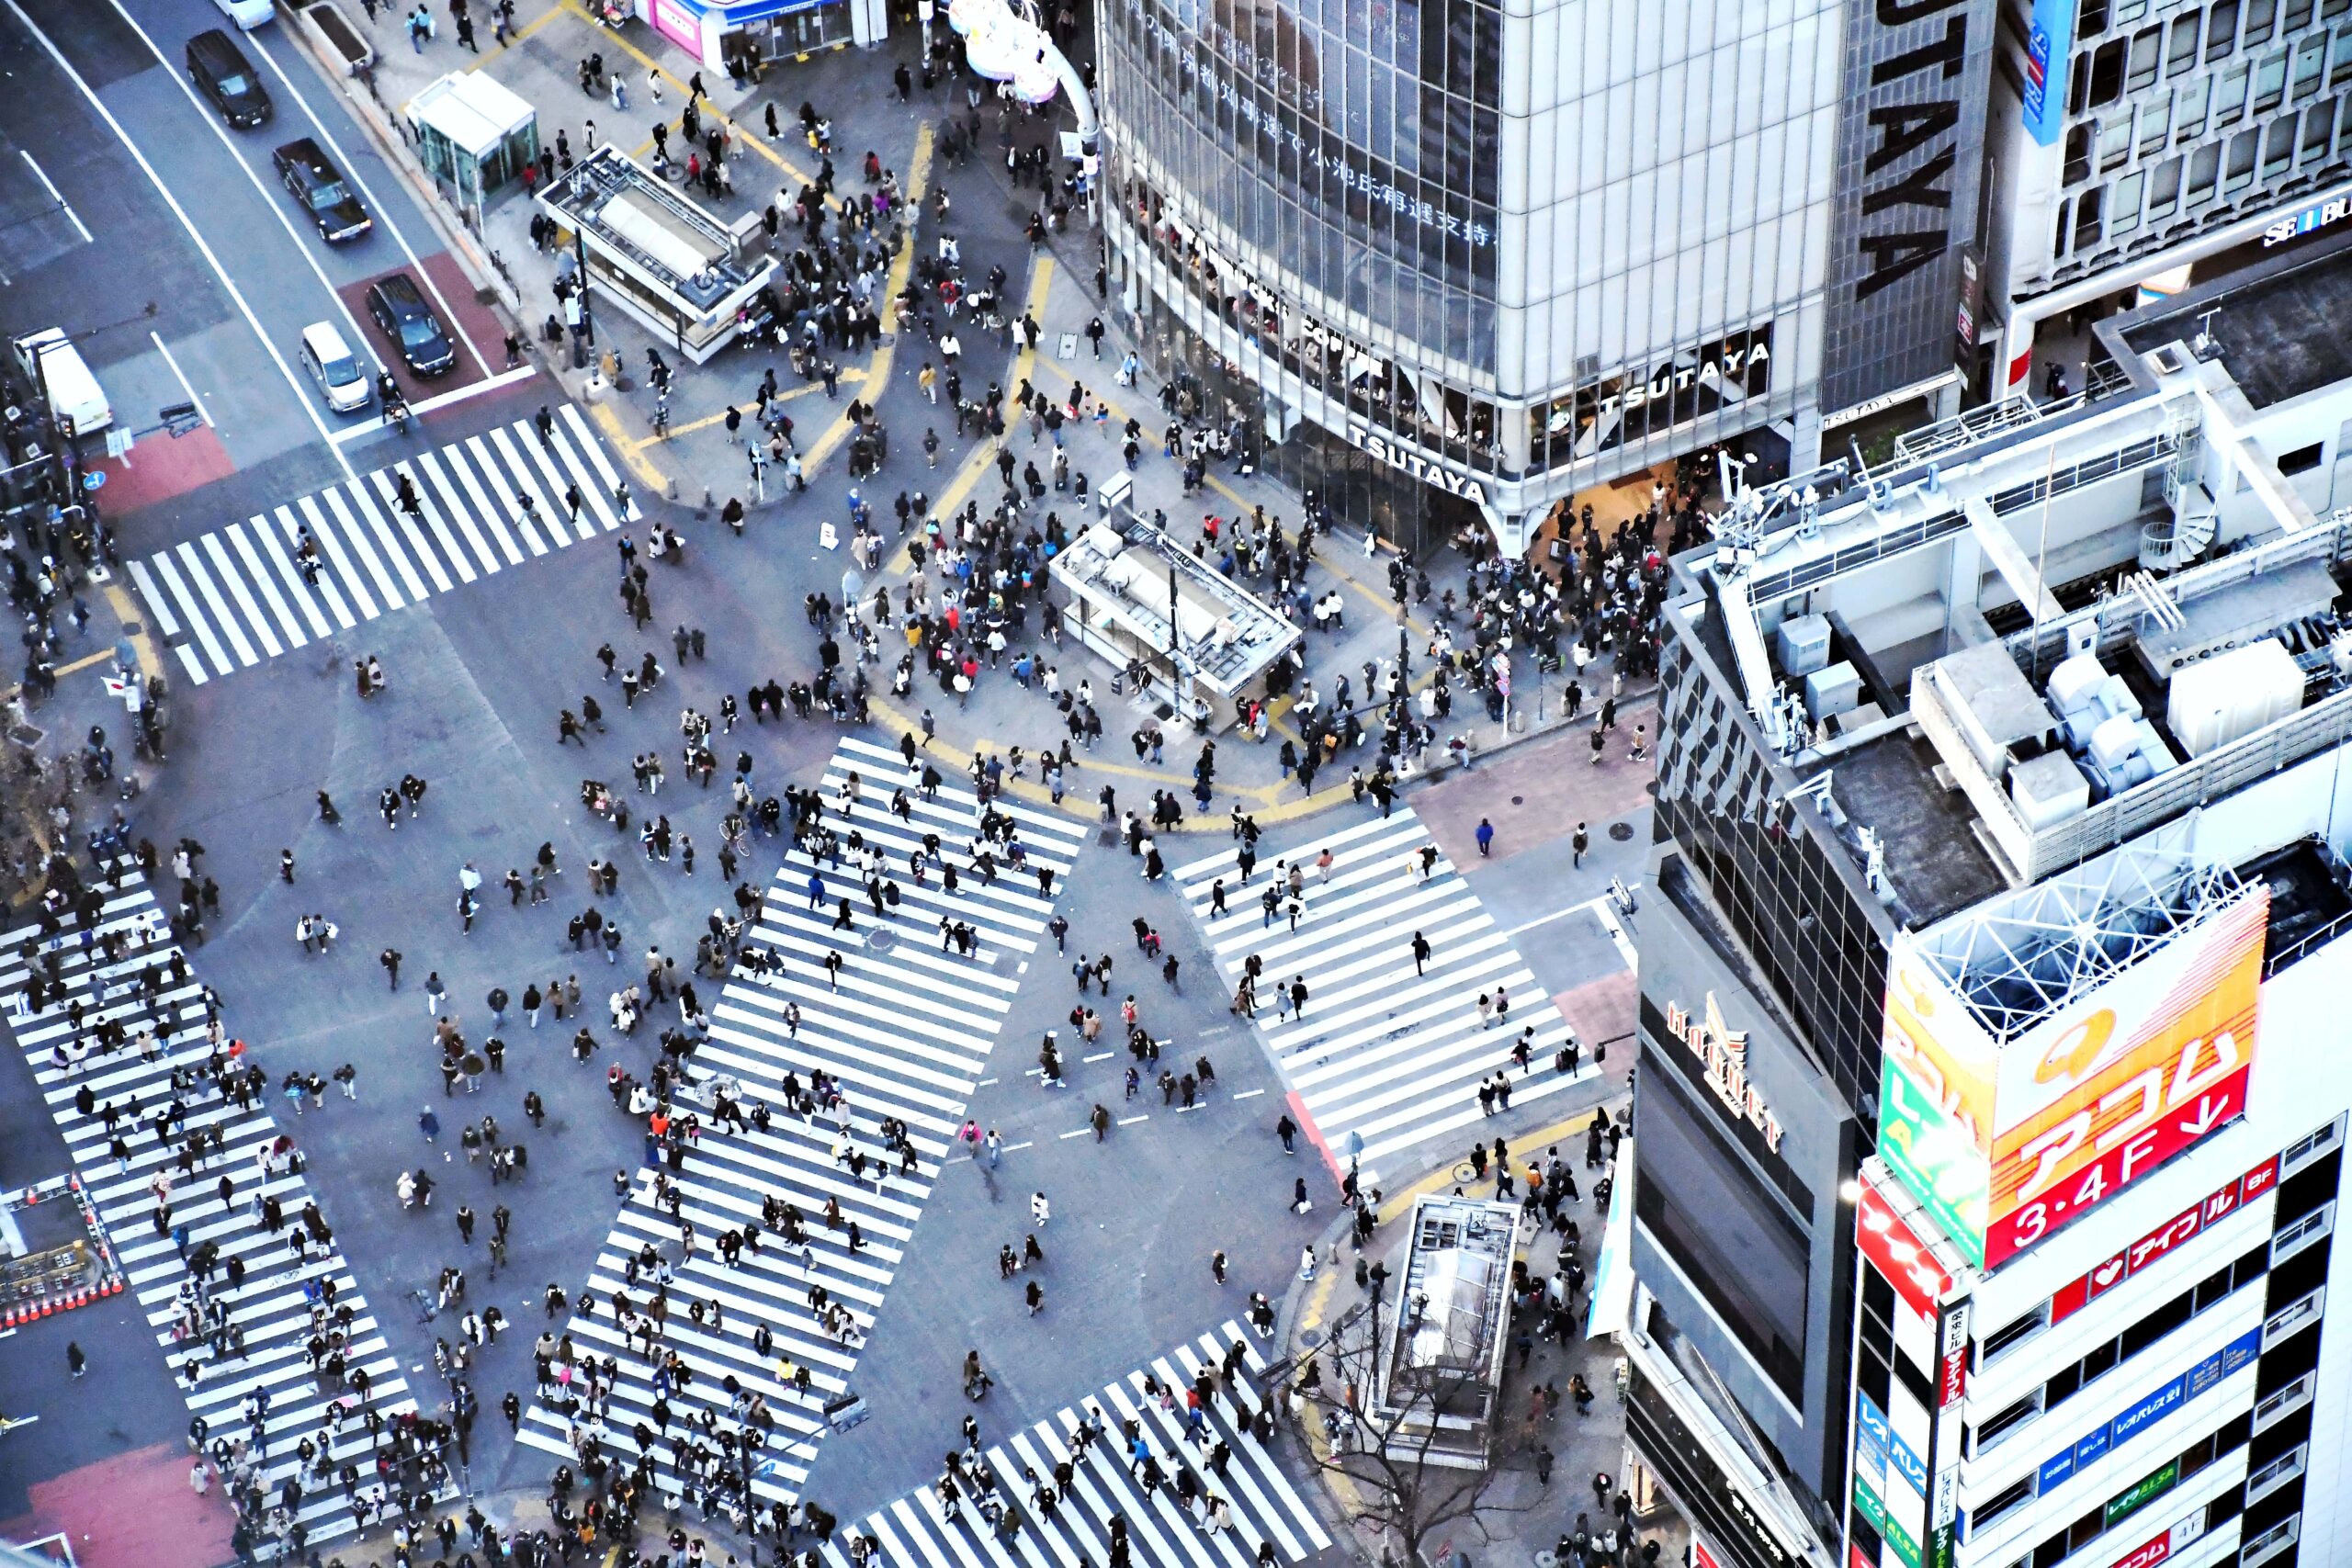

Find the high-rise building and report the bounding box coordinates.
[1091,0,2009,556]
[1610,237,2352,1568]
[1984,0,2352,398]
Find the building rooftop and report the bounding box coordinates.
[537,145,754,312]
[1671,240,2352,930]
[2117,228,2352,410]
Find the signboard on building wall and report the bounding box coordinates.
[2019,0,2076,146]
[1876,1055,1992,1267]
[1983,891,2268,1265]
[2050,1155,2279,1323]
[1876,891,2269,1267]
[1855,1169,1955,1328]
[1820,0,1999,412]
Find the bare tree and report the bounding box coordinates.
[1294,1300,1543,1568]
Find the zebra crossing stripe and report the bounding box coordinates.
[322,484,413,608]
[281,502,361,628]
[252,512,334,639]
[0,874,438,1545]
[1171,805,1596,1173]
[128,415,634,682]
[822,1322,1329,1568]
[515,745,1088,1504]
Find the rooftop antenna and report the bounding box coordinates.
[2192,307,2222,356]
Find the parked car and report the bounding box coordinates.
[363,273,455,378]
[296,321,371,413]
[186,29,272,129]
[272,138,371,243]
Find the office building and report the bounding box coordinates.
[1093,0,2008,556]
[1987,0,2352,398]
[1612,235,2352,1568]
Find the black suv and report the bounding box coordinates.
[364,273,455,378]
[273,139,372,243]
[186,30,271,130]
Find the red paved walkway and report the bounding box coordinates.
[1,1442,233,1568]
[85,424,235,514]
[1418,707,1657,868]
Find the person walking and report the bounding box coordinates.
[1030,1191,1050,1227]
[1476,818,1495,857]
[380,947,402,988]
[1410,931,1431,976]
[65,1341,86,1378]
[1572,822,1589,868]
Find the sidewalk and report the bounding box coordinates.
[309,1,1648,833]
[1277,1103,1685,1568]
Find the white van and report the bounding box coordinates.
[297,321,372,413]
[213,0,276,28]
[13,329,112,438]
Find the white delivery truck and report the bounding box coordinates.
[12,329,113,438]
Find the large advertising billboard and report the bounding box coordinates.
[1876,890,2268,1267]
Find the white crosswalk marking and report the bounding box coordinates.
[515,739,1089,1505]
[1171,807,1597,1177]
[823,1322,1330,1568]
[0,874,442,1549]
[128,414,641,684]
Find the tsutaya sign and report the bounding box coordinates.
[1665,993,1787,1152]
[1343,422,1491,506]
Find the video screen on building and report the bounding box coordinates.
[1636,1060,1812,1403]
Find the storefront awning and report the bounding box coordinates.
[1585,1134,1635,1339]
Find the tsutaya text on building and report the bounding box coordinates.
[1664,993,1786,1152]
[1343,423,1491,506]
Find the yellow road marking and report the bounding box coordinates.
[590,400,670,491]
[468,0,567,69]
[558,0,813,186]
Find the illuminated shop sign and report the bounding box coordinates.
[1537,326,1774,461]
[2050,1155,2278,1324]
[2030,1327,2259,1495]
[1875,892,2269,1268]
[1856,1169,1956,1328]
[1343,423,1491,506]
[1664,993,1785,1153]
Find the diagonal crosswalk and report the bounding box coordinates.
[516,737,1089,1504]
[0,873,434,1550]
[1172,808,1597,1178]
[823,1321,1331,1568]
[127,405,640,686]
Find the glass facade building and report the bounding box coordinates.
[1096,0,1993,554]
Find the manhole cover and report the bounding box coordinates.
[1609,822,1634,841]
[866,929,897,953]
[1510,795,1523,805]
[9,725,41,747]
[120,619,143,636]
[1299,1327,1325,1348]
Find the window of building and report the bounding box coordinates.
[2286,0,2315,28]
[2171,10,2203,73]
[2130,23,2165,87]
[2228,126,2262,188]
[2256,51,2290,112]
[2112,168,2147,231]
[2091,37,2130,105]
[2246,0,2279,44]
[2179,73,2213,136]
[2295,34,2327,97]
[2327,0,2350,22]
[2218,60,2253,120]
[2142,94,2174,152]
[2101,113,2135,169]
[2082,0,2112,34]
[2210,0,2241,58]
[2188,140,2222,203]
[2150,153,2185,212]
[2301,98,2336,158]
[2066,122,2096,185]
